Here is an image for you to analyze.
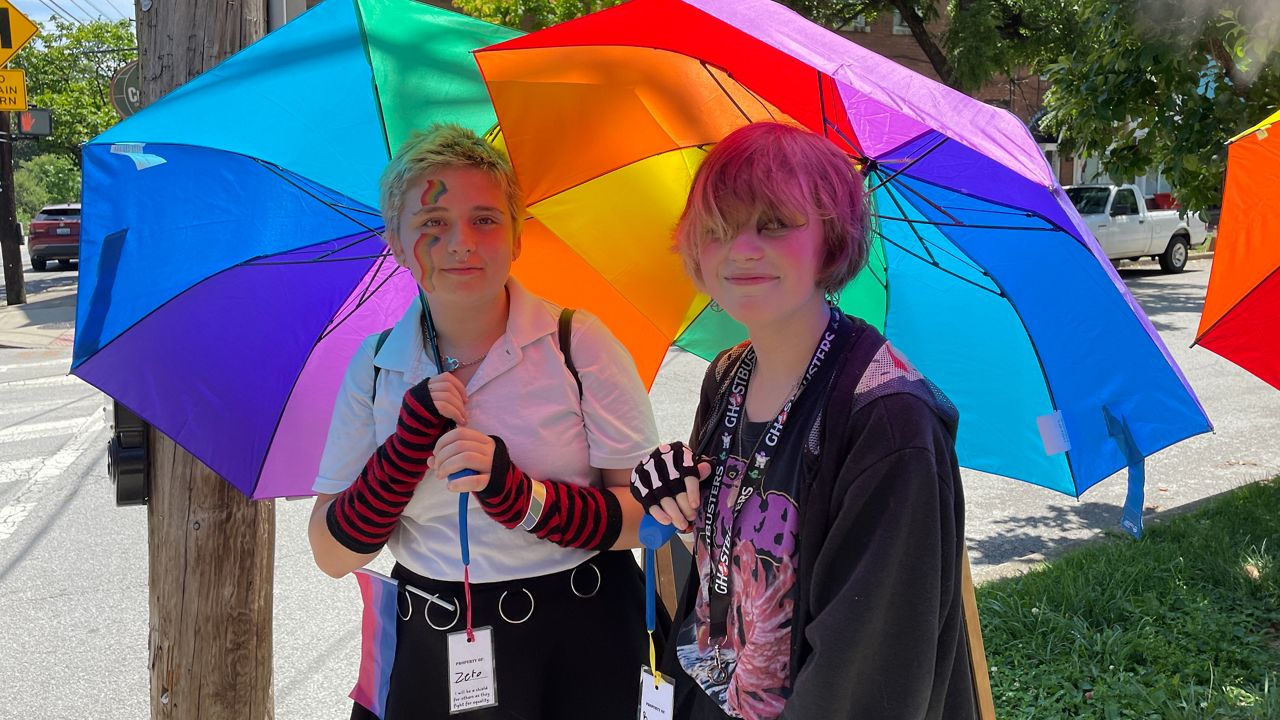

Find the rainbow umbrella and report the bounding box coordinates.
[71,0,519,499]
[1195,109,1280,390]
[476,0,1211,527]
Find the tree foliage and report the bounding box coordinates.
[451,0,623,30]
[781,1,1071,92]
[1041,0,1280,213]
[10,18,136,164]
[14,154,81,227]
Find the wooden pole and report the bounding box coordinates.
[134,0,273,717]
[0,112,25,306]
[961,545,998,720]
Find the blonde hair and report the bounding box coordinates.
[378,123,526,244]
[675,122,869,295]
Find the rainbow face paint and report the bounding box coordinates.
[412,232,439,288]
[421,179,448,206]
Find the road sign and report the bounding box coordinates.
[0,1,37,67]
[0,68,25,111]
[14,107,49,137]
[110,60,141,118]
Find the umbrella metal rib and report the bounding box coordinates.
[700,61,755,124]
[877,179,940,266]
[885,171,963,225]
[866,136,950,193]
[869,227,1004,298]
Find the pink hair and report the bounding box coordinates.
[674,122,870,295]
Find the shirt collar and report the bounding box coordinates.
[372,277,559,379]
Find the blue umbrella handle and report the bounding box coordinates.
[451,470,478,566]
[645,547,656,632]
[640,516,678,636]
[639,513,679,550]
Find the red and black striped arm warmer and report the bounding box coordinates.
[326,383,450,554]
[476,436,622,552]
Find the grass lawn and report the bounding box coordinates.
[976,477,1280,718]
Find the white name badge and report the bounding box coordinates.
[447,627,498,714]
[638,667,675,720]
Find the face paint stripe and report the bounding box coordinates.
[413,233,439,289]
[421,179,448,206]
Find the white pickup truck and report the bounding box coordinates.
[1064,184,1210,273]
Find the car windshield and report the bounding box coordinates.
[36,208,80,221]
[1065,187,1110,215]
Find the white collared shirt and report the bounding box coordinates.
[314,279,659,581]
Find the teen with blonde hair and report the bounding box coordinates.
[631,122,978,719]
[310,123,658,719]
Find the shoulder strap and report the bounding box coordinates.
[370,328,393,405]
[558,308,583,400]
[692,342,751,455]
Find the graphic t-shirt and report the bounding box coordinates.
[675,313,848,720]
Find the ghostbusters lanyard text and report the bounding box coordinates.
[701,308,840,644]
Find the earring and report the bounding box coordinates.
[825,288,842,306]
[709,299,723,313]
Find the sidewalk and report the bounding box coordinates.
[0,270,78,350]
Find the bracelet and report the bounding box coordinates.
[519,478,548,531]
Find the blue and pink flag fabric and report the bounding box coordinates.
[351,569,399,718]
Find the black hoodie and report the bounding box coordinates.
[665,313,979,720]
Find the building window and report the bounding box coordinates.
[892,10,913,35]
[838,15,871,32]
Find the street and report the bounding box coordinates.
[1,257,1278,718]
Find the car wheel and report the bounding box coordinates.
[1159,236,1189,273]
[31,257,47,272]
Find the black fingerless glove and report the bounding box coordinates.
[630,441,708,514]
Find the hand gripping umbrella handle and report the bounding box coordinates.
[639,513,680,549]
[640,514,679,661]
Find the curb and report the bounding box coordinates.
[970,482,1242,586]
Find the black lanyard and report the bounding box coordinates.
[417,288,446,372]
[701,307,841,642]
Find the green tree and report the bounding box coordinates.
[454,0,1068,92]
[781,1,1072,92]
[10,18,136,165]
[1040,0,1280,213]
[452,0,623,30]
[14,154,81,227]
[14,167,49,229]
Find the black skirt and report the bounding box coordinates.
[349,551,664,720]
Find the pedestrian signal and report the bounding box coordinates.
[14,107,49,137]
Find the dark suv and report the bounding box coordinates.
[28,203,81,271]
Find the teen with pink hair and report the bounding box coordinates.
[631,122,978,719]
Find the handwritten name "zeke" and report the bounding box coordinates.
[455,670,486,683]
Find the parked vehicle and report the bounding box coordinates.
[27,203,81,272]
[1064,184,1209,273]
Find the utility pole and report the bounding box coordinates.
[134,1,274,717]
[0,111,23,305]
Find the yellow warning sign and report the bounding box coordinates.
[0,68,26,111]
[0,1,38,67]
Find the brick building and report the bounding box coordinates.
[833,10,1072,186]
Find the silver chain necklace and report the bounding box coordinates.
[441,352,487,372]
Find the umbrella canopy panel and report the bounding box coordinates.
[73,0,518,498]
[1196,109,1280,390]
[475,0,1211,496]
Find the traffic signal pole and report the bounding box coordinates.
[0,111,24,306]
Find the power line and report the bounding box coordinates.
[77,0,122,21]
[60,0,99,22]
[35,0,89,25]
[80,0,126,20]
[27,0,79,26]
